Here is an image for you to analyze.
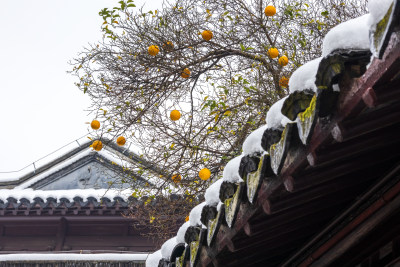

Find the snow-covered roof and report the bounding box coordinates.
[176,221,190,244]
[242,124,268,156]
[189,202,207,227]
[288,57,322,93]
[265,96,292,129]
[0,139,164,188]
[222,155,243,183]
[322,14,371,57]
[205,179,223,207]
[147,4,400,266]
[0,188,131,203]
[145,250,162,267]
[368,0,394,26]
[161,237,178,261]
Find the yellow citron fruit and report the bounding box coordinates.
[162,41,174,51]
[170,110,181,121]
[181,68,191,79]
[116,136,126,146]
[148,45,159,56]
[199,168,211,181]
[201,30,213,41]
[92,140,103,151]
[185,215,189,222]
[268,48,279,59]
[264,5,276,16]
[91,120,100,130]
[172,174,182,183]
[278,55,289,66]
[279,76,289,88]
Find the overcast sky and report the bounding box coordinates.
[0,0,162,178]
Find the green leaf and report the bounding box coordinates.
[240,44,245,51]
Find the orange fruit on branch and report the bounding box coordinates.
[181,68,191,79]
[148,45,159,56]
[91,120,100,130]
[279,76,289,88]
[264,5,276,16]
[116,136,126,146]
[162,41,174,51]
[201,30,213,41]
[92,140,103,151]
[172,174,182,183]
[278,55,289,66]
[268,48,279,59]
[170,110,181,121]
[199,168,211,181]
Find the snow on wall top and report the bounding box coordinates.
[322,14,371,57]
[205,179,223,206]
[288,57,322,93]
[0,188,131,203]
[265,96,292,130]
[223,155,243,183]
[242,124,268,156]
[368,0,394,26]
[146,250,162,267]
[161,236,178,260]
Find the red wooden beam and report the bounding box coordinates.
[307,183,400,266]
[55,217,67,251]
[295,167,400,266]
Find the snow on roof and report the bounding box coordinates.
[265,96,292,130]
[322,14,371,57]
[145,250,162,267]
[0,188,131,203]
[223,155,243,183]
[161,236,178,260]
[146,9,389,266]
[368,0,394,26]
[176,221,190,244]
[205,179,223,206]
[189,202,207,227]
[4,145,129,188]
[0,139,138,185]
[288,57,322,93]
[12,148,94,188]
[0,253,149,262]
[242,124,268,156]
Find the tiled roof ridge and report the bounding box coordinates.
[0,195,132,216]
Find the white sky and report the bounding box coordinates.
[0,0,162,178]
